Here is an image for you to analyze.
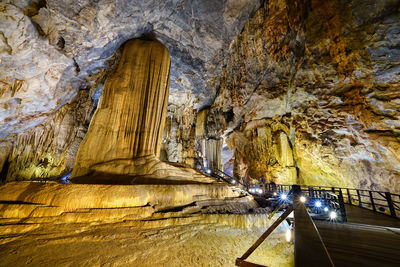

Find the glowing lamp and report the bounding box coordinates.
[315,201,322,208]
[324,207,329,212]
[281,193,287,200]
[299,196,306,203]
[285,229,291,242]
[329,211,337,220]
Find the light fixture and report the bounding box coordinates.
[315,201,322,208]
[273,192,277,196]
[206,169,211,174]
[329,211,337,219]
[231,180,236,184]
[324,207,329,212]
[281,193,287,200]
[299,196,306,203]
[257,188,263,194]
[285,229,291,242]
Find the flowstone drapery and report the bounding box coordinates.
[71,39,214,184]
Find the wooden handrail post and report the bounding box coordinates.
[338,190,347,222]
[385,192,396,218]
[347,189,352,204]
[369,191,376,212]
[357,190,362,207]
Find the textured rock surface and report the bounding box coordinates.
[3,89,94,181]
[1,0,400,192]
[72,39,170,178]
[205,0,400,192]
[0,182,292,266]
[0,0,262,138]
[0,0,261,181]
[71,39,216,184]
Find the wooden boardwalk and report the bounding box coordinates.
[294,201,400,267]
[312,205,400,267]
[344,204,400,228]
[237,183,400,267]
[315,220,400,267]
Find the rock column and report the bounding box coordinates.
[72,39,170,178]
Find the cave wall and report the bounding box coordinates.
[1,90,94,181]
[1,0,399,191]
[207,0,400,192]
[0,0,262,181]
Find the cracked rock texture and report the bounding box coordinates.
[0,0,262,137]
[0,182,292,266]
[207,0,400,192]
[1,0,400,193]
[0,0,262,180]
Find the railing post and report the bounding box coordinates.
[347,189,352,204]
[369,191,376,212]
[331,187,335,194]
[357,190,362,207]
[338,190,347,222]
[385,192,396,218]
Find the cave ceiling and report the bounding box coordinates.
[0,0,262,138]
[1,0,400,192]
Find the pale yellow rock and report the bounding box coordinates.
[71,39,215,184]
[72,39,170,178]
[195,108,209,138]
[0,182,243,211]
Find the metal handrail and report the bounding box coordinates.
[272,184,399,219]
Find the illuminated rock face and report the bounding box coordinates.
[71,39,215,183]
[206,0,400,191]
[0,0,399,191]
[0,182,292,266]
[3,90,94,181]
[227,119,297,185]
[72,39,168,178]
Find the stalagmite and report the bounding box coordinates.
[71,39,214,184]
[205,139,223,172]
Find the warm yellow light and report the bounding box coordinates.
[299,196,306,203]
[285,229,291,242]
[329,211,337,219]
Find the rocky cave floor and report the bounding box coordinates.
[0,182,293,267]
[0,216,292,267]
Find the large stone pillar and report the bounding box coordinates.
[71,39,214,184]
[72,39,170,178]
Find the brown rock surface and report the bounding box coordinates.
[0,181,292,266]
[204,0,400,192]
[71,39,215,184]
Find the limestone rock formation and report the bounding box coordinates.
[0,0,262,138]
[71,39,214,184]
[0,181,292,267]
[1,0,399,192]
[205,0,400,192]
[3,90,94,181]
